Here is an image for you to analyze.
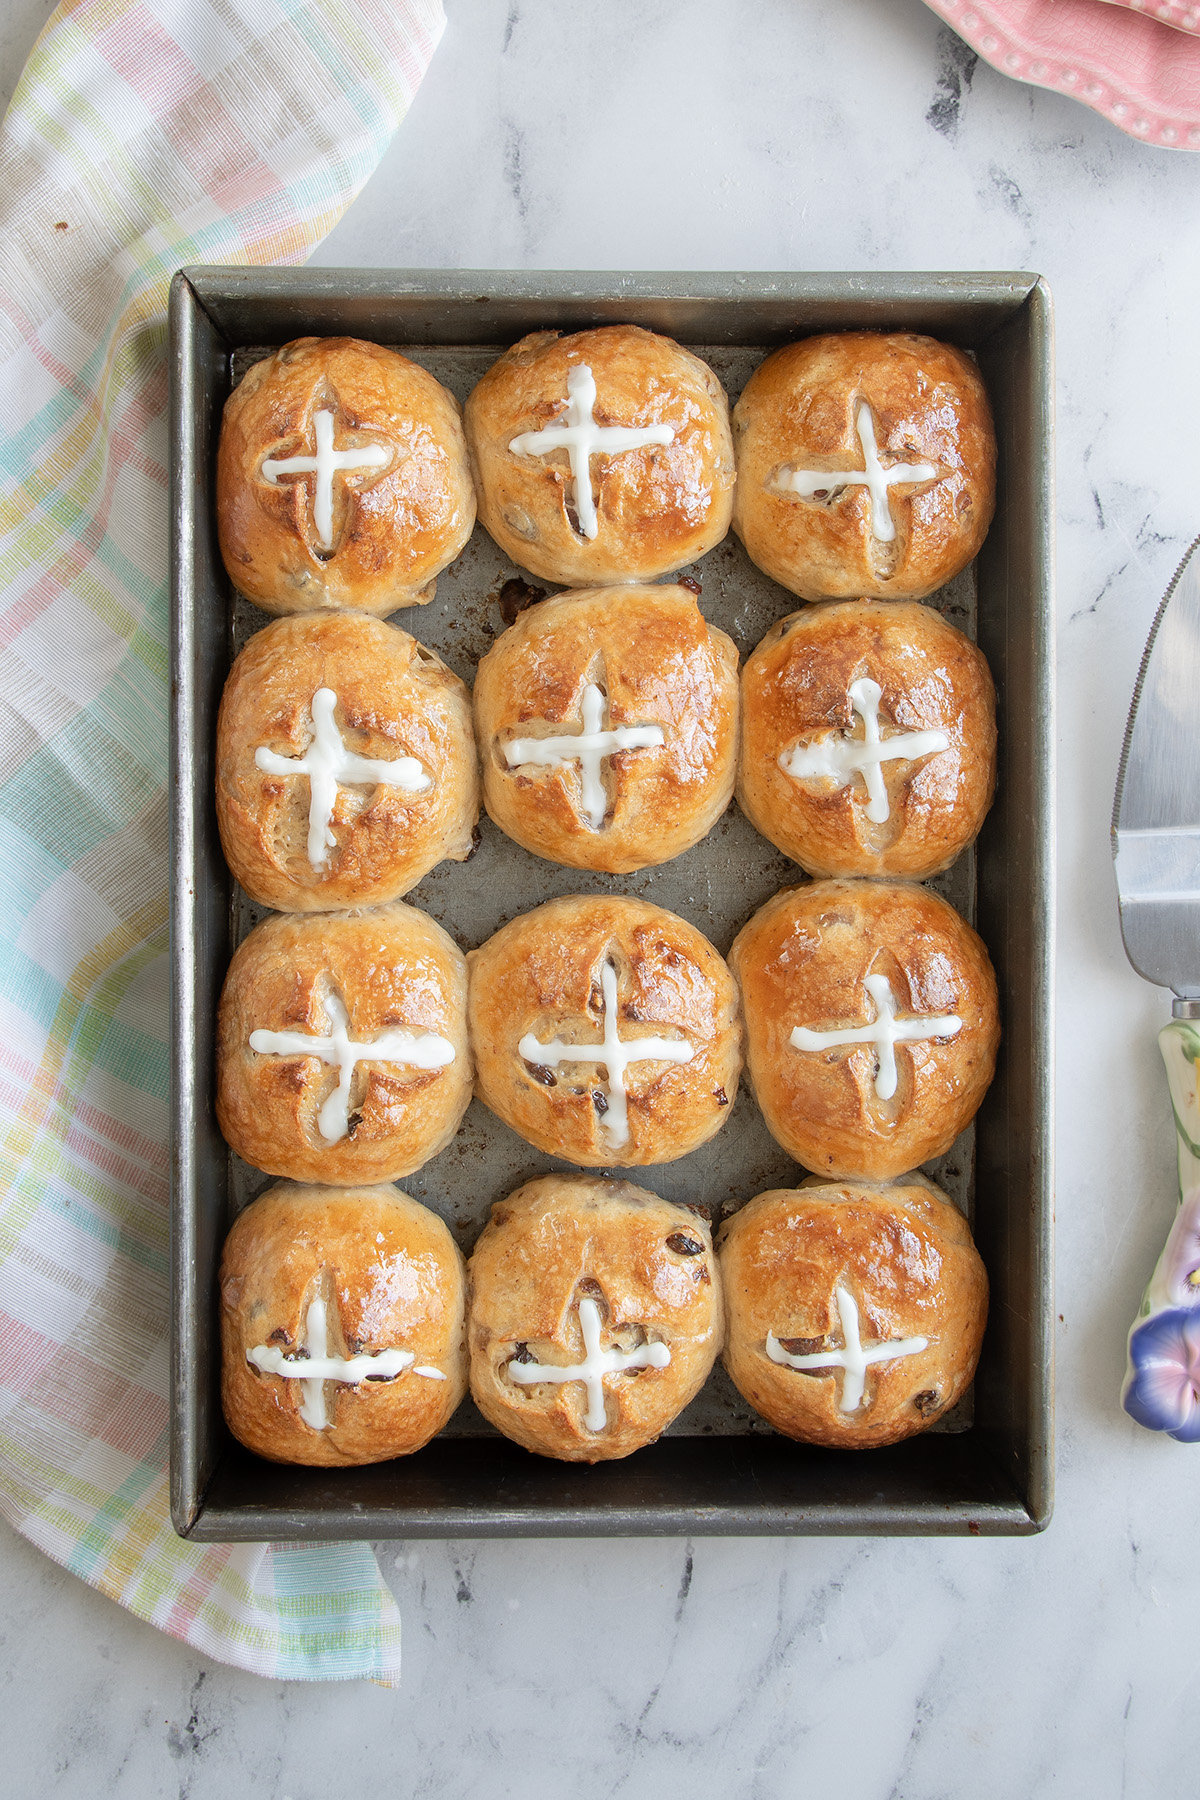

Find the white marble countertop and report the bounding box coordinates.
[5,0,1200,1793]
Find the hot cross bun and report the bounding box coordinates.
[217,903,472,1185]
[718,1177,987,1449]
[467,895,742,1167]
[732,331,995,602]
[217,336,475,615]
[738,600,995,878]
[465,325,734,586]
[467,1175,722,1461]
[729,879,999,1180]
[217,611,479,912]
[221,1181,467,1466]
[473,583,738,873]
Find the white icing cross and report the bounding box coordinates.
[518,957,695,1150]
[766,1286,928,1413]
[779,676,950,824]
[507,1295,670,1431]
[249,990,456,1143]
[789,971,962,1102]
[261,407,390,550]
[773,400,938,543]
[503,681,666,830]
[508,362,675,540]
[255,686,432,869]
[248,1296,446,1431]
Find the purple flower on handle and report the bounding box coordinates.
[1162,1191,1200,1306]
[1124,1307,1200,1441]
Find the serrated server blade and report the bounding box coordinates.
[1113,533,1200,994]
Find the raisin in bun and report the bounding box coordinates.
[468,895,741,1167]
[217,336,475,615]
[729,880,999,1180]
[732,332,995,602]
[216,612,479,912]
[474,583,738,873]
[465,325,734,587]
[718,1176,986,1449]
[738,600,995,879]
[221,1182,466,1466]
[217,904,471,1185]
[467,1175,722,1462]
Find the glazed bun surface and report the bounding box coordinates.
[738,600,995,879]
[465,325,734,586]
[468,895,742,1167]
[217,336,475,615]
[221,1182,466,1466]
[467,1175,722,1461]
[474,583,739,873]
[732,332,995,602]
[217,904,472,1185]
[217,611,479,912]
[729,879,999,1180]
[718,1177,987,1448]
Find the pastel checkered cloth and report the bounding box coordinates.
[0,0,445,1687]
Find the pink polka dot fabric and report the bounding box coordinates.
[923,0,1200,146]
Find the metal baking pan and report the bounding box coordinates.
[170,269,1054,1540]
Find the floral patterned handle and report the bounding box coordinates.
[1122,1016,1200,1439]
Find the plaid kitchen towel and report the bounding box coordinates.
[0,0,446,1686]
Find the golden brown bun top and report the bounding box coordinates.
[216,610,479,912]
[471,1175,720,1344]
[718,1175,981,1322]
[717,1176,987,1448]
[473,583,739,874]
[467,1174,722,1461]
[728,879,999,1181]
[217,336,475,615]
[732,331,996,602]
[465,325,734,586]
[220,1181,468,1466]
[223,1181,464,1356]
[467,894,742,1168]
[737,599,996,879]
[474,891,735,1034]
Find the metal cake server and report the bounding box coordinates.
[1114,533,1200,1438]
